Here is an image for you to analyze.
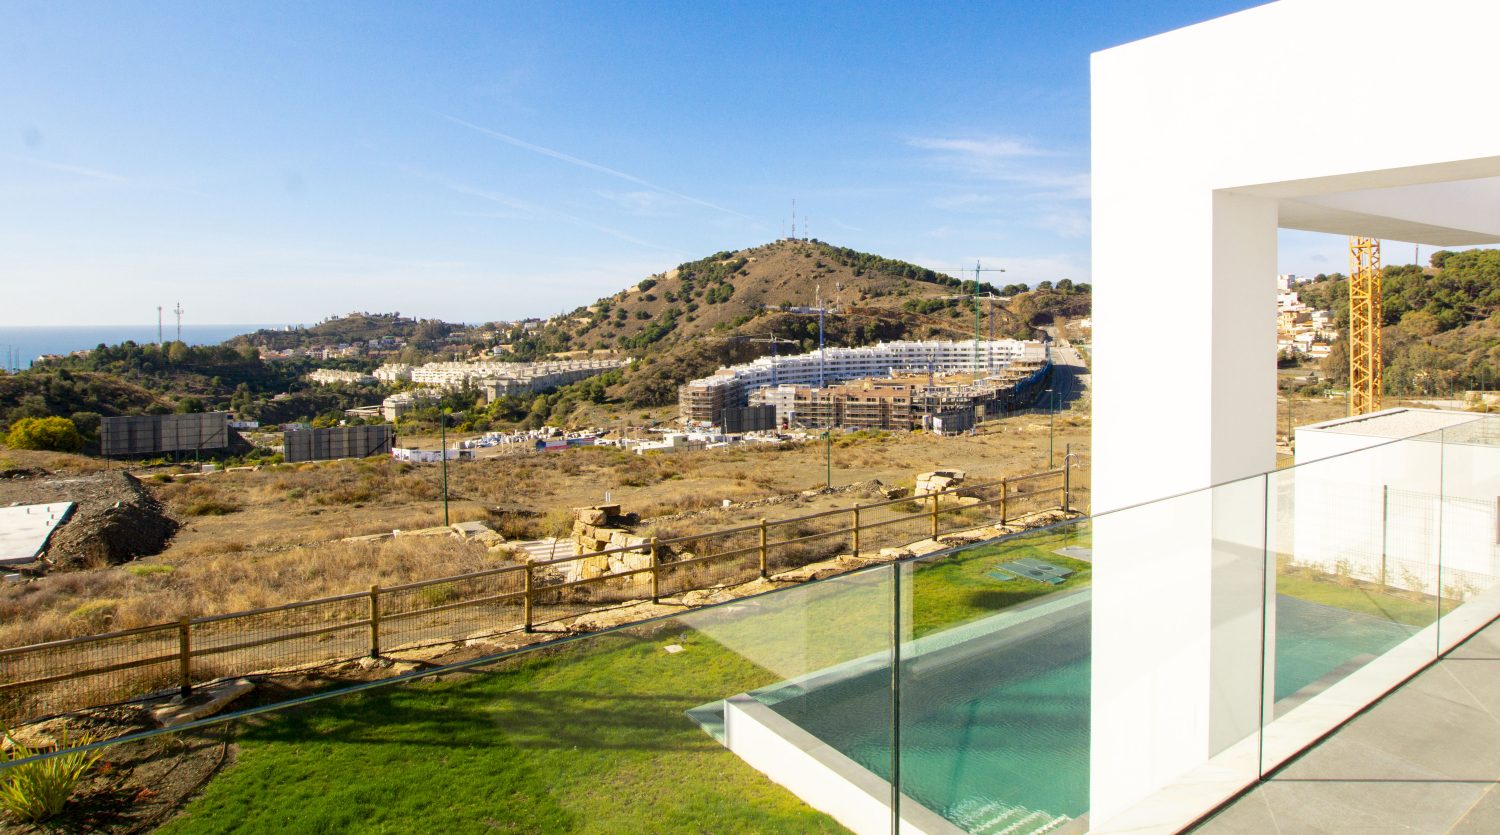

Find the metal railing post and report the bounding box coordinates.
[368,584,381,658]
[1000,479,1009,526]
[759,518,769,578]
[851,503,861,558]
[523,563,534,633]
[1062,444,1072,513]
[649,538,660,604]
[177,617,192,699]
[929,492,939,539]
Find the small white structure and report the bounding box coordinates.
[0,502,75,566]
[1293,409,1500,597]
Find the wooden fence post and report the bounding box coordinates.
[523,563,534,633]
[759,519,769,578]
[177,617,192,699]
[368,585,381,658]
[929,492,939,539]
[851,503,861,558]
[649,538,660,604]
[1000,480,1009,526]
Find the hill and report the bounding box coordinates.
[227,312,450,352]
[3,341,383,433]
[0,370,168,445]
[502,239,1091,410]
[1297,248,1500,395]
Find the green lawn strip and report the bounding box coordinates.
[1275,570,1447,627]
[158,627,846,834]
[909,529,1093,637]
[157,534,1097,833]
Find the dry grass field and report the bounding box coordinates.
[0,409,1090,649]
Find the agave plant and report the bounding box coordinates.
[0,726,103,823]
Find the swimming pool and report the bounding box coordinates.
[706,591,1420,833]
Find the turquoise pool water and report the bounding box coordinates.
[1273,594,1423,705]
[747,593,1419,833]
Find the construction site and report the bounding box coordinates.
[750,365,1051,432]
[679,338,1051,428]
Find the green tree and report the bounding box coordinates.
[1400,310,1441,337]
[5,417,85,453]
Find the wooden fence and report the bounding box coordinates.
[0,465,1072,725]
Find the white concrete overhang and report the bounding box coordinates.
[1229,157,1500,245]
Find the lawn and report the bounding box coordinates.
[154,530,1095,833]
[158,625,846,834]
[908,526,1092,637]
[1275,566,1449,627]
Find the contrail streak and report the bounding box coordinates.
[443,115,751,220]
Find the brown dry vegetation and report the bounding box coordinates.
[0,410,1090,650]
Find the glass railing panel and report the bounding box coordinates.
[895,519,1092,835]
[1261,430,1445,772]
[2,565,897,834]
[1436,414,1500,654]
[1085,474,1269,832]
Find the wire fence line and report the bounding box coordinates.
[0,466,1074,725]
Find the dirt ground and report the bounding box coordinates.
[0,706,229,835]
[0,470,177,571]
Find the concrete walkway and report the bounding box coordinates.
[1198,618,1500,833]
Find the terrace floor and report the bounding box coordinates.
[1198,617,1500,833]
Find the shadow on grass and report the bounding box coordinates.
[235,682,725,754]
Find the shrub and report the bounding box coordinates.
[183,498,241,516]
[0,726,104,823]
[3,417,84,453]
[67,599,118,630]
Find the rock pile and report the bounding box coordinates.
[562,504,653,586]
[914,469,967,497]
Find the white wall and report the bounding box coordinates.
[1092,0,1500,825]
[1294,416,1500,600]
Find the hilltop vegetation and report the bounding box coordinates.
[0,341,382,434]
[1298,248,1500,394]
[502,239,1090,413]
[226,312,450,352]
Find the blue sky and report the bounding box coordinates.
[2,0,1370,326]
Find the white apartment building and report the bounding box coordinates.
[679,339,1048,424]
[374,358,626,394]
[374,364,414,383]
[307,369,375,385]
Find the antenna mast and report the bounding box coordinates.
[157,306,164,346]
[791,199,797,240]
[173,302,184,343]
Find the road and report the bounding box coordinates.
[1047,342,1090,409]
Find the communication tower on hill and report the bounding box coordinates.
[174,302,184,343]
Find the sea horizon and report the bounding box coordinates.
[0,324,292,370]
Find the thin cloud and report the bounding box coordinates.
[908,136,1044,158]
[443,115,752,220]
[909,135,1088,200]
[9,154,130,183]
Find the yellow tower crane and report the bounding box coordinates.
[1348,236,1382,415]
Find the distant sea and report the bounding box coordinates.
[0,324,288,371]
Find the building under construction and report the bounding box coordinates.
[748,362,1051,431]
[680,339,1049,426]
